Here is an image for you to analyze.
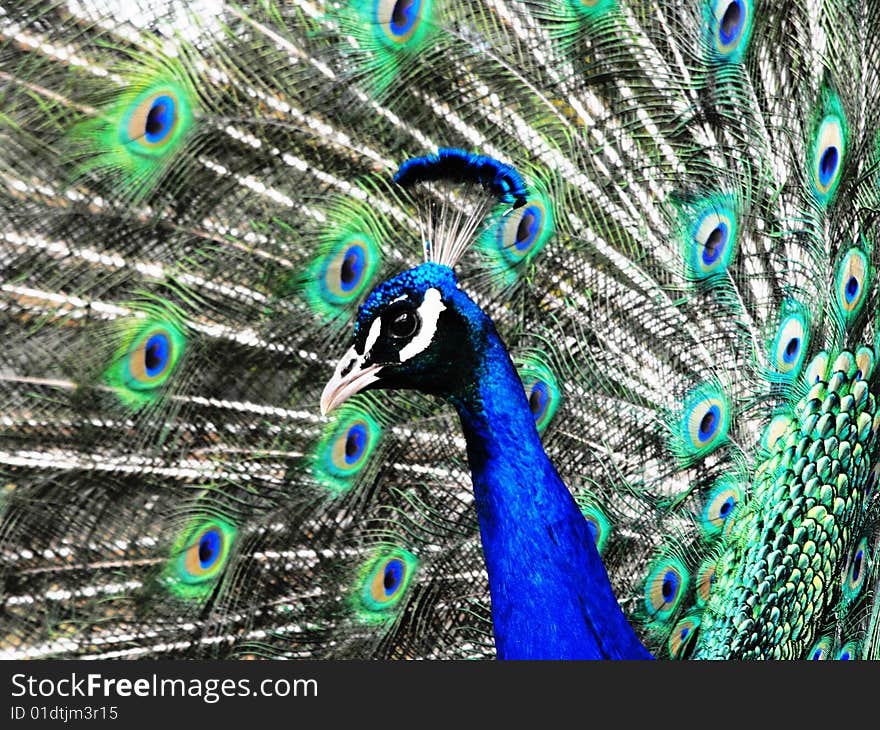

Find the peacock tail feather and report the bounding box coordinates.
[2,0,880,659]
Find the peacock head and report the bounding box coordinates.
[322,149,525,415]
[320,262,487,415]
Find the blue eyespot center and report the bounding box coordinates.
[852,551,863,581]
[198,530,221,569]
[390,0,420,37]
[344,423,368,464]
[681,627,690,640]
[719,497,734,518]
[529,381,550,419]
[662,571,679,602]
[383,559,404,595]
[340,245,365,291]
[145,95,175,143]
[515,205,541,251]
[845,275,859,303]
[719,0,744,45]
[699,406,720,440]
[701,223,727,265]
[144,333,170,377]
[812,649,823,660]
[783,336,800,363]
[839,651,851,660]
[819,146,839,187]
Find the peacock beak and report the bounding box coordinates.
[320,346,383,416]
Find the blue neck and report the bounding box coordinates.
[450,310,651,660]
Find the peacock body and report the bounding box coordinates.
[2,0,880,660]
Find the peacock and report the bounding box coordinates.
[2,0,880,661]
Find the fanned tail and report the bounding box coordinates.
[3,0,880,659]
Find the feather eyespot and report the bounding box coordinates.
[319,234,378,306]
[808,637,831,660]
[683,197,738,280]
[580,504,611,555]
[696,560,717,606]
[803,351,829,386]
[836,642,858,660]
[811,114,846,201]
[122,88,187,157]
[377,0,429,44]
[316,409,381,492]
[770,306,809,378]
[359,549,417,617]
[519,359,560,433]
[680,387,730,456]
[330,419,372,472]
[710,0,752,60]
[480,186,554,283]
[763,414,792,451]
[181,526,226,582]
[782,336,800,364]
[644,557,689,624]
[695,216,732,271]
[146,95,175,143]
[529,380,550,417]
[498,199,552,265]
[855,347,874,381]
[701,481,742,536]
[128,329,175,387]
[835,248,868,317]
[372,558,404,599]
[842,537,869,602]
[526,380,558,431]
[701,221,728,266]
[167,519,236,598]
[67,66,197,204]
[668,615,700,659]
[107,316,186,408]
[567,0,615,18]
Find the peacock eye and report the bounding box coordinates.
[668,615,700,660]
[175,521,235,588]
[842,537,870,602]
[387,308,420,339]
[812,114,845,200]
[644,557,689,625]
[144,96,174,142]
[377,0,425,44]
[124,89,185,155]
[808,637,831,660]
[359,549,418,618]
[770,307,809,378]
[684,197,738,280]
[701,481,742,535]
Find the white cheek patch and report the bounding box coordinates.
[362,317,382,356]
[342,317,382,375]
[398,288,446,362]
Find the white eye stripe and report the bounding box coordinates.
[398,288,445,362]
[347,317,382,377]
[363,317,382,355]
